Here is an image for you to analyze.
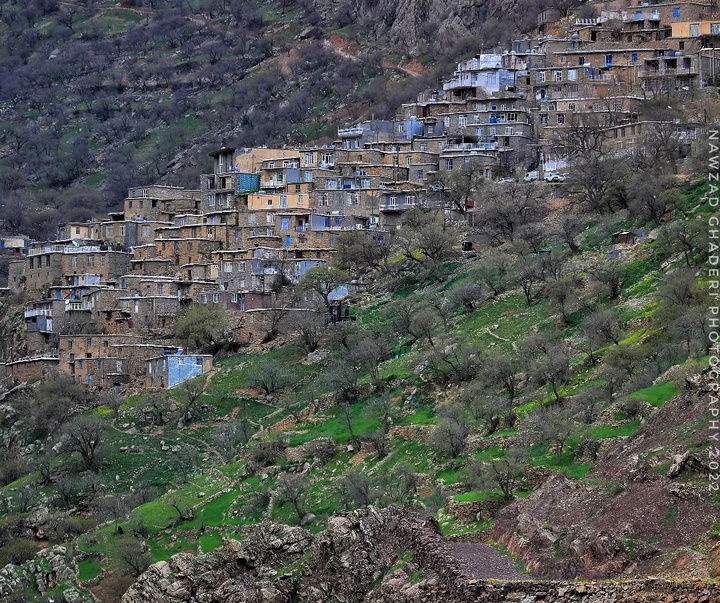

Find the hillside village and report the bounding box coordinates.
[0,0,717,391]
[1,2,720,601]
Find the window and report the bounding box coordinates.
[420,143,428,151]
[613,100,623,112]
[536,71,545,82]
[266,213,275,224]
[605,54,613,66]
[554,70,562,82]
[224,262,233,272]
[505,126,514,135]
[361,178,371,188]
[231,293,238,303]
[208,194,216,206]
[673,7,681,19]
[690,23,700,37]
[712,23,720,35]
[406,195,415,206]
[266,199,273,207]
[71,256,78,269]
[77,360,83,369]
[578,57,585,66]
[556,114,564,125]
[445,159,454,170]
[567,69,577,81]
[458,115,467,127]
[631,53,638,63]
[294,184,301,193]
[406,157,411,166]
[508,113,517,122]
[213,293,220,303]
[281,218,290,230]
[444,117,450,127]
[389,196,397,206]
[540,114,549,125]
[568,102,576,111]
[427,125,434,135]
[298,194,304,204]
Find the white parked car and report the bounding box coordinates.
[544,172,567,183]
[523,171,538,182]
[496,177,515,183]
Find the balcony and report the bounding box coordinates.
[638,67,698,77]
[260,181,285,189]
[338,126,364,137]
[24,308,52,318]
[380,202,416,212]
[442,142,498,152]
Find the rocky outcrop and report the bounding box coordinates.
[313,0,547,55]
[0,545,99,602]
[492,383,720,580]
[121,506,720,603]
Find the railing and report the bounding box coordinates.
[338,126,364,137]
[638,67,698,77]
[442,142,498,151]
[24,308,52,318]
[380,202,416,211]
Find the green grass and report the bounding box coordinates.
[397,406,435,425]
[624,380,680,408]
[77,558,103,582]
[177,488,243,528]
[199,532,226,553]
[94,8,143,35]
[589,420,642,440]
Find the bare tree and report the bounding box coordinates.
[180,377,206,423]
[61,415,106,472]
[447,281,484,314]
[431,404,468,459]
[544,275,582,326]
[213,418,255,462]
[276,472,309,522]
[99,389,124,421]
[524,406,576,463]
[465,447,527,500]
[338,468,378,508]
[114,537,153,577]
[582,308,623,349]
[249,359,293,395]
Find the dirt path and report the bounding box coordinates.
[448,542,526,580]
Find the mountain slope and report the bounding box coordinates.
[0,0,554,239]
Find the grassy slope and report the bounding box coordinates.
[2,182,715,600]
